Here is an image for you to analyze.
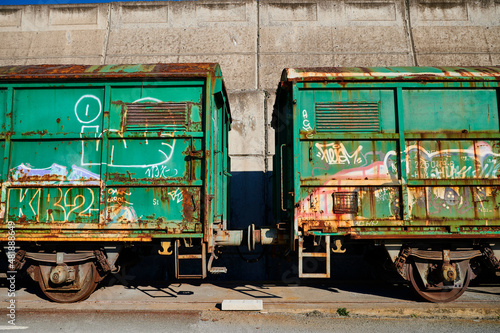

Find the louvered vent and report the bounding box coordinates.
[126,102,188,131]
[315,102,380,132]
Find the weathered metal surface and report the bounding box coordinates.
[283,67,500,82]
[0,63,232,246]
[273,66,500,242]
[0,63,221,81]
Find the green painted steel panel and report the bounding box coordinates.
[105,186,201,233]
[299,140,399,182]
[0,89,6,134]
[0,142,4,180]
[7,187,100,223]
[9,140,101,182]
[298,186,400,221]
[13,88,105,137]
[403,89,499,133]
[297,89,396,137]
[408,186,499,221]
[407,140,500,180]
[107,138,201,182]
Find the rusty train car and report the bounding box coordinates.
[0,64,499,303]
[0,63,259,302]
[273,66,500,302]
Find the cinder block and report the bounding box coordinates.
[266,2,318,22]
[416,53,492,66]
[175,27,256,54]
[0,58,25,66]
[415,1,468,22]
[19,4,109,31]
[196,2,248,23]
[0,32,31,58]
[333,26,409,53]
[107,28,181,55]
[221,299,263,311]
[413,27,489,53]
[0,8,22,28]
[230,155,265,172]
[121,4,168,24]
[166,0,256,28]
[259,26,332,53]
[105,55,179,65]
[228,90,265,156]
[260,0,336,27]
[49,6,99,26]
[485,27,500,52]
[491,53,500,66]
[26,30,106,57]
[346,2,397,22]
[23,57,102,66]
[335,53,412,67]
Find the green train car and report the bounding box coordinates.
[273,67,500,302]
[0,63,239,302]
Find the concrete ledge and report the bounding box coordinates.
[221,300,264,311]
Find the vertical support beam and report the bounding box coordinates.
[99,84,111,224]
[298,237,304,278]
[292,83,301,247]
[1,87,13,220]
[204,74,215,252]
[2,87,13,180]
[396,87,410,225]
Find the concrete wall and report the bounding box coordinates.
[1,0,499,279]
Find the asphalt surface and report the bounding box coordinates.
[1,279,499,320]
[1,310,500,333]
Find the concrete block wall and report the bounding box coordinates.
[0,0,499,279]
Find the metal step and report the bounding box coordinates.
[298,236,330,278]
[174,240,207,279]
[209,266,228,274]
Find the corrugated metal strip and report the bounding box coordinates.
[315,102,380,132]
[126,102,188,131]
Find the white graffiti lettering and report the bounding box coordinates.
[315,143,364,165]
[168,188,183,204]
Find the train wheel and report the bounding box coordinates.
[37,262,99,303]
[406,259,471,303]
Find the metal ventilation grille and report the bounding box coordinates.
[315,102,380,132]
[126,103,188,131]
[332,192,358,214]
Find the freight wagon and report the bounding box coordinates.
[0,63,266,302]
[273,66,500,302]
[1,64,499,304]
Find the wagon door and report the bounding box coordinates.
[105,82,205,237]
[294,87,401,236]
[6,87,103,233]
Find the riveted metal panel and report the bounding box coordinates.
[12,88,105,138]
[403,89,499,133]
[274,66,500,241]
[7,187,100,224]
[0,63,231,244]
